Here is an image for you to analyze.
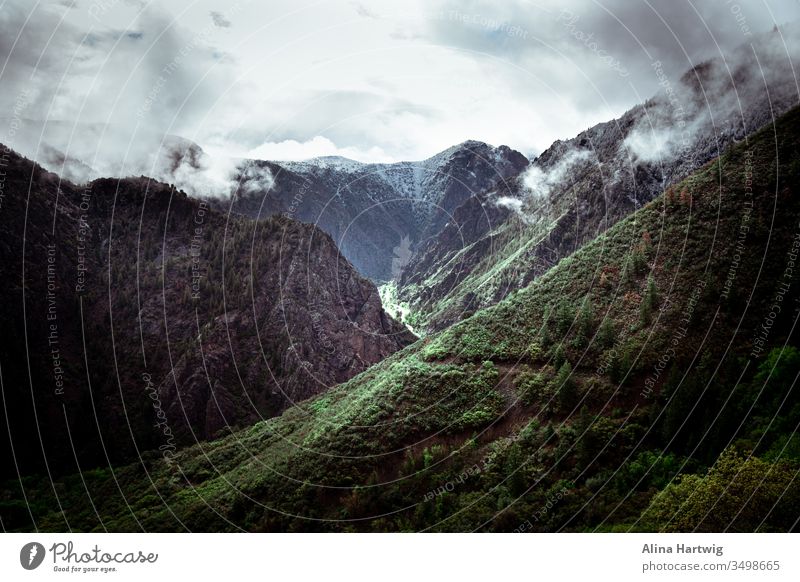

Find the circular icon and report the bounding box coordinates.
[20,542,46,570]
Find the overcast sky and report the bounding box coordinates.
[1,0,799,164]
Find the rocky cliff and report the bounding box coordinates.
[0,146,414,478]
[396,27,800,332]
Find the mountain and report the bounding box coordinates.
[3,118,532,286]
[396,26,800,332]
[0,145,414,479]
[217,141,528,281]
[6,102,799,533]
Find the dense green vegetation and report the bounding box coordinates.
[3,106,800,532]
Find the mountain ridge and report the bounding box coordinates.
[0,143,414,479]
[6,100,799,533]
[220,139,528,281]
[395,26,800,332]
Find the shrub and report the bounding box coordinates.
[640,275,658,323]
[641,448,800,532]
[551,361,577,412]
[573,300,595,348]
[552,344,567,369]
[596,317,616,349]
[515,366,555,407]
[555,299,575,335]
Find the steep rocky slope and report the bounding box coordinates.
[3,122,528,285]
[218,141,528,281]
[0,147,413,479]
[398,27,800,332]
[7,103,800,533]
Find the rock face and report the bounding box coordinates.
[0,146,414,478]
[220,141,528,281]
[396,27,800,331]
[155,213,415,441]
[5,122,532,287]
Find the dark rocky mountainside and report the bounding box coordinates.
[3,123,528,286]
[0,146,413,479]
[204,141,528,281]
[397,27,800,332]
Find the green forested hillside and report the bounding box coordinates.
[4,106,800,533]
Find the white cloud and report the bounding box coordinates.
[166,151,274,199]
[495,196,524,212]
[1,0,797,178]
[623,128,676,164]
[246,136,394,163]
[522,149,594,200]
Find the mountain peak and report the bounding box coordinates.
[423,139,528,168]
[281,155,365,173]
